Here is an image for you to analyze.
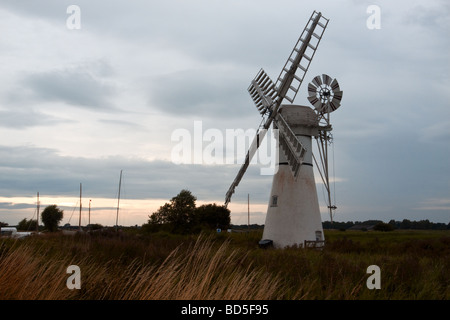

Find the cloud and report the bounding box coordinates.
[420,121,450,144]
[414,198,450,212]
[98,119,143,129]
[0,202,36,210]
[148,67,254,119]
[0,144,272,204]
[17,66,116,110]
[403,0,450,30]
[0,109,71,129]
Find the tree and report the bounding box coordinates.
[388,219,397,229]
[167,189,197,229]
[195,203,230,230]
[144,190,232,234]
[146,189,197,233]
[41,205,64,232]
[400,219,412,229]
[17,218,38,231]
[148,203,171,225]
[373,222,394,232]
[87,223,103,231]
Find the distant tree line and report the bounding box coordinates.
[1,205,64,232]
[322,219,450,230]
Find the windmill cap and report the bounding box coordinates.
[280,105,318,126]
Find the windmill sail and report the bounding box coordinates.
[225,128,268,206]
[274,11,328,104]
[248,69,277,115]
[275,113,307,178]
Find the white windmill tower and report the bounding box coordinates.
[224,11,343,248]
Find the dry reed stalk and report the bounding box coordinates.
[0,242,74,299]
[99,235,283,300]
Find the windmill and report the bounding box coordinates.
[224,11,343,248]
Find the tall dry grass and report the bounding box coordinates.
[99,237,282,300]
[0,240,76,299]
[0,230,448,300]
[0,234,283,300]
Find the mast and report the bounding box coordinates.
[247,193,250,232]
[115,170,122,230]
[36,192,40,233]
[79,183,82,230]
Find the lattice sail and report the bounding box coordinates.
[275,113,307,178]
[274,11,329,104]
[248,69,277,115]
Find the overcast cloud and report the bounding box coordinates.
[0,0,448,226]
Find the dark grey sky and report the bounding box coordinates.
[0,0,448,225]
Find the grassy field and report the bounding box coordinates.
[0,229,448,300]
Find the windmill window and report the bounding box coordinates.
[315,230,323,241]
[271,195,278,207]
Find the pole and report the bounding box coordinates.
[116,170,122,231]
[79,183,82,230]
[36,192,40,233]
[247,193,250,233]
[89,199,91,226]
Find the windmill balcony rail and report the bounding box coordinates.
[304,240,325,249]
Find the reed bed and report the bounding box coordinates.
[0,234,283,300]
[0,230,448,300]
